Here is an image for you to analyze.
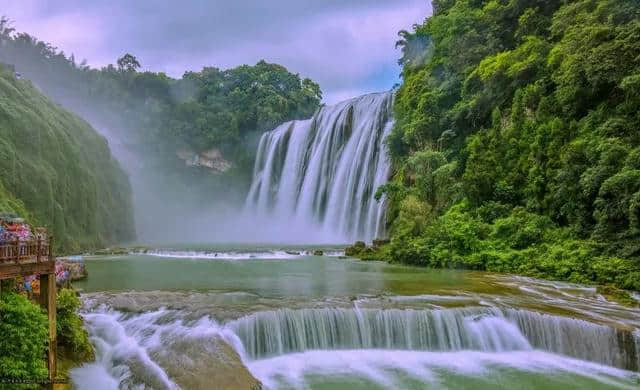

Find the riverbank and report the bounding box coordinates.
[345,239,640,307]
[377,0,640,307]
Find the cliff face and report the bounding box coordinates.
[177,148,232,173]
[0,66,135,252]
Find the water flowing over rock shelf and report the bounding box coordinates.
[230,307,640,372]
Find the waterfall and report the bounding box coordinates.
[245,92,393,242]
[228,307,640,371]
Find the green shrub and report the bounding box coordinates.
[0,293,48,387]
[56,289,93,361]
[383,200,640,290]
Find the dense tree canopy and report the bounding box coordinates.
[380,0,640,290]
[169,61,321,153]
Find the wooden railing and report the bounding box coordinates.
[0,237,53,263]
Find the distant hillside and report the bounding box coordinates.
[0,65,134,252]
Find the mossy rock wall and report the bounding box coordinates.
[0,67,134,252]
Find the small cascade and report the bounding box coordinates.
[71,309,256,389]
[72,304,640,389]
[504,309,638,370]
[245,92,393,242]
[228,307,640,371]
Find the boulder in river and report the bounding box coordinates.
[149,333,261,389]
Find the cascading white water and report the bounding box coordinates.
[229,307,640,371]
[72,305,640,389]
[245,92,393,243]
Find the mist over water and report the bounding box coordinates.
[105,91,395,245]
[85,118,236,245]
[59,90,393,245]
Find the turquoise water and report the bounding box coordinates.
[74,252,498,297]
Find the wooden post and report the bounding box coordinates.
[37,237,41,263]
[40,273,57,385]
[48,236,54,262]
[14,237,19,263]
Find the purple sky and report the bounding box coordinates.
[4,1,432,104]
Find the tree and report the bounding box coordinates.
[117,53,141,72]
[0,16,15,42]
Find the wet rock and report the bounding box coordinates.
[345,241,366,257]
[615,328,640,372]
[313,250,324,256]
[151,334,261,390]
[177,147,233,173]
[372,238,390,248]
[93,247,130,256]
[597,285,639,307]
[56,258,88,282]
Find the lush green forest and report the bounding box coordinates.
[374,0,640,290]
[0,17,322,182]
[0,67,134,252]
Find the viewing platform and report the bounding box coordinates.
[0,236,55,279]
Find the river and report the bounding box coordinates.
[69,246,640,389]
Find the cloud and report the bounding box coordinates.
[3,0,431,104]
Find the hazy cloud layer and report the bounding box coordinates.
[4,1,431,103]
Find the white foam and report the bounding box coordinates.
[141,249,302,260]
[70,363,119,390]
[72,304,640,389]
[247,350,639,390]
[387,294,476,302]
[71,309,179,390]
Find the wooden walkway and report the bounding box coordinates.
[0,236,57,387]
[0,237,55,278]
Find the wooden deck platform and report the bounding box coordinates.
[0,238,54,278]
[0,236,57,387]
